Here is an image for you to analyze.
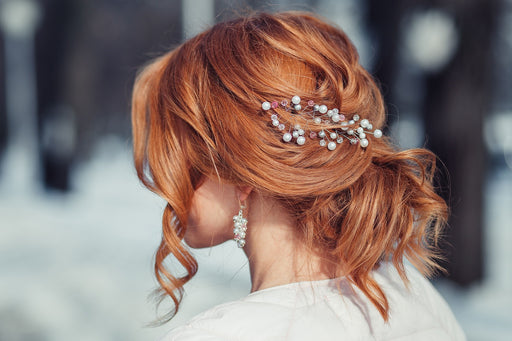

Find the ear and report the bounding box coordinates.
[237,186,253,202]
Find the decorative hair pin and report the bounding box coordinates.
[261,96,382,151]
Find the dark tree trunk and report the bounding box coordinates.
[0,32,6,161]
[35,0,77,191]
[423,0,500,285]
[365,0,409,131]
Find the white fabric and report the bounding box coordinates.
[160,263,465,340]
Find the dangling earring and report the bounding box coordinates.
[233,201,247,248]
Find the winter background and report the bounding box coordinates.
[0,0,511,340]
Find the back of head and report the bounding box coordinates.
[132,11,448,323]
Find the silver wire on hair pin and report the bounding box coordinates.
[261,95,382,151]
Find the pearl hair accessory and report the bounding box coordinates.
[233,201,248,248]
[262,96,382,150]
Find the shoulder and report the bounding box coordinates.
[158,299,277,340]
[159,278,378,341]
[160,264,465,341]
[372,263,466,340]
[159,299,294,341]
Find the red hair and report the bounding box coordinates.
[131,11,448,323]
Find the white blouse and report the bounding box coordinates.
[161,263,465,340]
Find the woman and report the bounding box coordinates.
[132,11,465,340]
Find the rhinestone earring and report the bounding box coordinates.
[233,201,247,248]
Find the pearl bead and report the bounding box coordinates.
[331,113,340,122]
[347,129,354,135]
[327,110,333,117]
[319,140,326,146]
[318,130,326,138]
[319,105,328,114]
[283,133,292,142]
[357,127,364,134]
[297,136,306,145]
[330,132,337,139]
[349,120,355,125]
[278,124,285,130]
[314,117,322,124]
[360,119,369,128]
[292,131,299,138]
[294,104,302,111]
[271,114,277,120]
[374,129,382,138]
[353,114,360,121]
[262,101,271,110]
[360,138,369,147]
[272,119,279,126]
[237,239,246,248]
[359,132,366,139]
[332,108,339,114]
[327,141,336,150]
[298,129,305,135]
[313,104,320,111]
[367,123,373,130]
[291,95,301,104]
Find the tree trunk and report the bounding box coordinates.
[423,0,500,285]
[365,0,409,131]
[0,32,6,160]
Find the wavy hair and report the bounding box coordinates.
[131,11,448,323]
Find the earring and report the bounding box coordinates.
[233,201,247,248]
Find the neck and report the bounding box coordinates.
[242,193,337,292]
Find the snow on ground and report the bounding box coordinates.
[1,136,511,340]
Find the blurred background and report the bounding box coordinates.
[0,0,510,340]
